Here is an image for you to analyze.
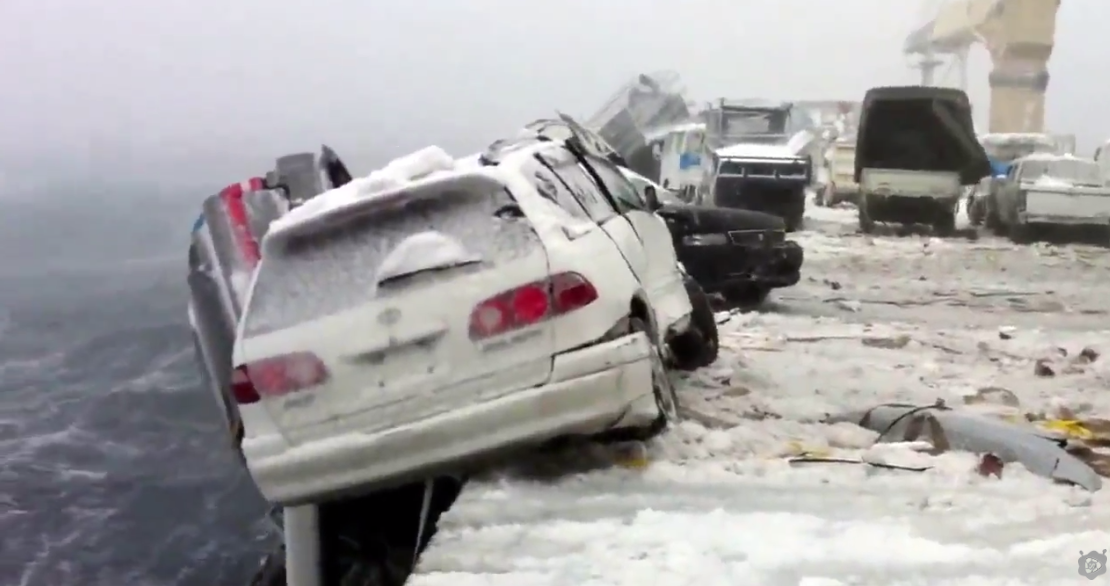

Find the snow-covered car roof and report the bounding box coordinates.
[1016,152,1083,163]
[1015,153,1102,186]
[979,132,1056,147]
[267,146,462,235]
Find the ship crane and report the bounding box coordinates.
[903,0,1061,134]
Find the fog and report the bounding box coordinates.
[0,0,1106,265]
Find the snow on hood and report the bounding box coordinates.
[269,146,457,234]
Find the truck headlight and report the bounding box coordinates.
[682,233,729,246]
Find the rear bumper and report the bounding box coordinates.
[243,333,656,505]
[863,192,958,223]
[680,241,804,294]
[1019,212,1110,226]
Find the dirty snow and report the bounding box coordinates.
[413,194,1110,586]
[269,146,457,234]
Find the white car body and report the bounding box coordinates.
[998,153,1110,227]
[232,133,693,505]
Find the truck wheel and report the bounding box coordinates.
[669,278,719,371]
[985,204,1004,235]
[1009,223,1033,244]
[786,213,805,232]
[968,198,984,226]
[934,210,956,237]
[858,198,875,234]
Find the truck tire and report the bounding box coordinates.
[985,200,1004,235]
[669,278,719,371]
[786,213,805,232]
[816,185,830,207]
[1009,222,1033,244]
[934,209,956,237]
[968,197,984,226]
[858,196,876,234]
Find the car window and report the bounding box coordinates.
[537,151,618,222]
[583,156,646,212]
[520,156,591,220]
[241,177,541,336]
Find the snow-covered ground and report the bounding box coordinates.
[412,200,1110,586]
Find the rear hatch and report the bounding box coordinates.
[1025,182,1110,220]
[238,174,555,442]
[855,86,990,186]
[1025,189,1110,220]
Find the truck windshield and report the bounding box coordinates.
[712,110,790,146]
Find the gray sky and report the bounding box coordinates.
[1,0,1106,192]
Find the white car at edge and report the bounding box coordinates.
[231,118,704,506]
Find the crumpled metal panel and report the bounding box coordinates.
[584,71,692,164]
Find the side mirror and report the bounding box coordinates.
[643,186,661,210]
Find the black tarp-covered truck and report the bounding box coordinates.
[854,86,991,235]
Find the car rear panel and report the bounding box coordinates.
[238,176,555,443]
[1025,188,1110,221]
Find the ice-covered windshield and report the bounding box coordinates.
[242,179,540,336]
[1020,158,1102,186]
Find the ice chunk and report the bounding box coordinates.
[375,231,481,285]
[383,145,455,183]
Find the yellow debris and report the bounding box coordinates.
[785,440,832,458]
[613,442,650,469]
[1038,419,1093,440]
[615,454,651,469]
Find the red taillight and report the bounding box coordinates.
[219,177,266,267]
[468,272,598,340]
[229,352,329,404]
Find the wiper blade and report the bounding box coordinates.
[376,259,483,287]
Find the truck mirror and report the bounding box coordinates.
[643,186,661,210]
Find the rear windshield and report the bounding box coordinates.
[858,97,979,180]
[242,180,540,336]
[1021,159,1102,186]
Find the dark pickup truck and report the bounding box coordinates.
[622,167,803,306]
